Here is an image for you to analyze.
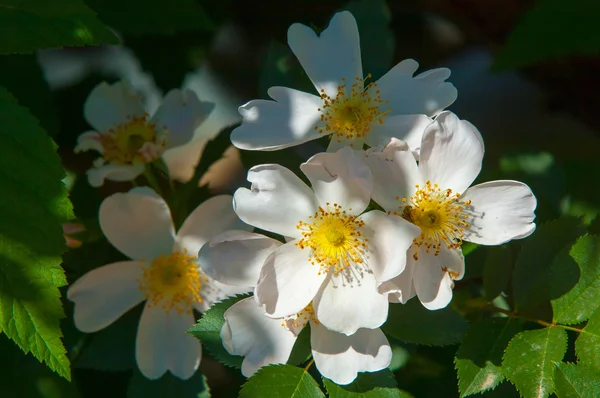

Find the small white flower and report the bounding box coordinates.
[75,81,214,187]
[67,188,250,380]
[365,111,537,310]
[231,11,456,153]
[229,147,420,335]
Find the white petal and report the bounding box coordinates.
[87,162,145,187]
[419,111,484,194]
[364,139,421,212]
[136,306,201,380]
[199,230,282,287]
[221,298,297,377]
[413,246,464,310]
[300,147,372,214]
[364,114,432,153]
[99,187,175,260]
[75,131,104,153]
[84,81,146,132]
[378,245,418,304]
[233,164,317,238]
[151,89,214,149]
[288,11,362,97]
[174,195,249,255]
[195,276,253,312]
[374,59,457,116]
[67,261,145,332]
[256,242,326,318]
[230,88,323,151]
[311,323,392,386]
[360,210,420,283]
[461,181,536,245]
[314,271,388,335]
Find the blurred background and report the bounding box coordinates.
[2,0,598,396]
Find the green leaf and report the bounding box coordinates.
[551,235,600,324]
[513,217,584,311]
[323,369,411,397]
[0,86,74,379]
[382,300,468,346]
[187,295,248,368]
[455,318,522,397]
[502,327,567,398]
[287,323,312,366]
[239,364,325,398]
[0,0,119,54]
[127,369,210,398]
[86,0,213,36]
[483,245,513,300]
[493,0,600,70]
[575,308,600,367]
[554,362,600,398]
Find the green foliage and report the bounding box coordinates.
[258,40,315,97]
[551,235,600,324]
[323,369,411,397]
[287,323,312,366]
[239,364,325,398]
[455,318,522,397]
[482,245,513,300]
[513,217,584,311]
[575,308,600,367]
[494,0,600,69]
[127,370,210,398]
[382,300,468,346]
[553,362,600,398]
[0,0,119,54]
[187,295,248,369]
[502,327,568,398]
[0,86,74,379]
[86,0,213,36]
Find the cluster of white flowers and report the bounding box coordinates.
[68,11,536,386]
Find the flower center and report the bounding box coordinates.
[296,203,367,274]
[315,75,390,145]
[138,249,206,314]
[100,114,165,164]
[394,181,472,259]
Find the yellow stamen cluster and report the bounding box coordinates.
[296,203,367,274]
[391,181,472,260]
[282,302,320,331]
[315,75,390,145]
[100,113,164,164]
[138,249,207,314]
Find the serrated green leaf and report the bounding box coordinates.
[503,327,567,398]
[455,318,522,397]
[239,364,324,398]
[127,369,210,398]
[86,0,213,36]
[483,245,513,300]
[493,0,600,70]
[323,369,410,397]
[187,295,248,368]
[575,308,600,367]
[552,235,600,324]
[513,217,584,311]
[554,362,600,398]
[0,85,73,379]
[0,0,119,54]
[382,300,468,346]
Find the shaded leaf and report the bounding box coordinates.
[323,369,411,397]
[575,308,600,367]
[127,369,210,398]
[503,327,567,398]
[483,245,513,300]
[554,362,600,398]
[239,364,325,398]
[287,323,312,366]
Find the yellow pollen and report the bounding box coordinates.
[295,203,367,274]
[315,74,390,144]
[281,302,320,331]
[397,180,472,257]
[99,113,165,164]
[138,249,207,314]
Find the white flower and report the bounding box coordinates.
[198,232,391,385]
[365,111,537,310]
[230,11,457,153]
[67,188,251,380]
[230,147,420,335]
[75,81,214,187]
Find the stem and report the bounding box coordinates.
[304,358,315,372]
[482,303,584,333]
[143,166,164,197]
